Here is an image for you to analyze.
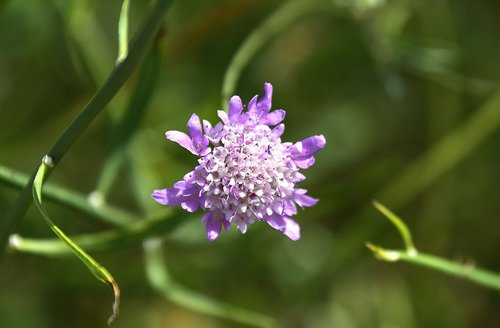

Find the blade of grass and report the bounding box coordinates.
[33,157,120,325]
[96,27,164,196]
[117,0,131,63]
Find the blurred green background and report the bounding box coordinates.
[1,0,500,327]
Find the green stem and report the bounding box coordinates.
[32,158,121,325]
[367,244,500,293]
[96,29,164,196]
[0,163,136,226]
[221,0,326,108]
[372,201,417,255]
[117,0,130,63]
[368,203,500,293]
[0,0,173,251]
[9,212,185,256]
[144,238,276,328]
[327,87,500,273]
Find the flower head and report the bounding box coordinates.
[152,83,325,241]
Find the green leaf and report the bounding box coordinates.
[117,0,130,63]
[32,156,120,325]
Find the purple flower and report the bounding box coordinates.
[152,83,325,241]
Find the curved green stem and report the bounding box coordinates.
[32,158,120,325]
[144,238,276,328]
[327,86,500,274]
[0,0,173,251]
[221,0,327,108]
[368,203,500,293]
[367,244,500,293]
[9,212,185,256]
[372,201,417,256]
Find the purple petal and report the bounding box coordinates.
[202,120,213,135]
[193,166,207,185]
[266,213,286,230]
[283,199,298,216]
[182,184,203,212]
[291,135,326,158]
[187,114,209,156]
[237,220,248,233]
[194,141,210,156]
[271,124,285,138]
[212,122,223,136]
[222,218,231,231]
[283,218,300,241]
[256,82,273,114]
[152,187,182,206]
[183,171,195,182]
[271,201,283,215]
[187,113,203,140]
[290,135,326,168]
[154,180,202,212]
[201,212,214,224]
[228,96,243,123]
[293,189,319,208]
[292,171,306,182]
[247,95,258,114]
[266,214,300,240]
[293,157,316,169]
[182,198,201,212]
[217,110,230,125]
[203,211,222,241]
[165,130,196,155]
[152,189,175,206]
[201,211,212,223]
[204,121,224,144]
[260,109,285,126]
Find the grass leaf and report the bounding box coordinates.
[32,156,120,325]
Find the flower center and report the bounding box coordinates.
[198,123,294,225]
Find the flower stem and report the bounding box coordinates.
[144,238,276,328]
[372,200,417,256]
[95,28,164,196]
[221,0,326,108]
[0,163,136,226]
[367,244,500,292]
[0,0,173,253]
[368,202,500,293]
[9,212,185,256]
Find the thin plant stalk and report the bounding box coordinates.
[144,238,276,328]
[368,202,500,293]
[0,0,173,252]
[367,244,500,293]
[221,0,326,108]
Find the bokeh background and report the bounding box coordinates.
[1,0,500,327]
